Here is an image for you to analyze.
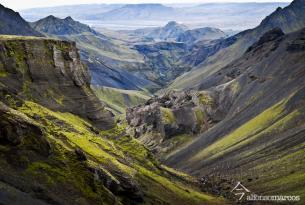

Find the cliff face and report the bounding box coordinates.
[0,36,114,130]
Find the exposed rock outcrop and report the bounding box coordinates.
[126,88,237,154]
[0,36,114,130]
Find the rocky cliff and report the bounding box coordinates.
[126,86,238,157]
[0,36,114,130]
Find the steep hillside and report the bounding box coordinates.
[0,4,42,37]
[170,0,305,90]
[165,28,305,202]
[0,36,226,205]
[134,41,192,85]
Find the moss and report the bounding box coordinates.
[161,107,176,124]
[0,62,7,77]
[5,40,28,74]
[45,89,64,105]
[15,100,224,204]
[0,70,7,77]
[4,94,17,108]
[22,81,32,99]
[194,107,205,125]
[55,41,71,52]
[136,165,220,205]
[161,134,197,160]
[198,93,214,106]
[92,86,150,115]
[160,165,195,182]
[230,80,240,94]
[192,99,288,161]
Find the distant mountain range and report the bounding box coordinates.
[89,4,176,21]
[170,0,305,90]
[20,2,290,31]
[128,21,227,42]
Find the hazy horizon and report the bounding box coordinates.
[0,0,292,10]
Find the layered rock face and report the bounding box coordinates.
[0,36,114,130]
[126,87,238,155]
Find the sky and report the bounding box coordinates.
[0,0,292,10]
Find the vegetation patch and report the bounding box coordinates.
[14,100,223,204]
[191,99,288,161]
[161,107,176,124]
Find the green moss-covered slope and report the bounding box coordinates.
[0,99,226,205]
[92,85,150,114]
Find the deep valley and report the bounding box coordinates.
[0,1,305,204]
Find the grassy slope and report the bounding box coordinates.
[0,98,226,204]
[92,85,150,114]
[188,96,305,201]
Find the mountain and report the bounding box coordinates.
[127,27,305,202]
[129,21,226,43]
[169,0,305,90]
[31,15,99,35]
[164,27,305,201]
[0,4,42,36]
[177,27,227,44]
[31,15,159,91]
[0,36,226,205]
[91,4,177,21]
[146,21,188,41]
[20,3,289,31]
[124,22,227,85]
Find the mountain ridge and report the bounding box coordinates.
[0,4,43,37]
[31,15,99,36]
[169,0,305,90]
